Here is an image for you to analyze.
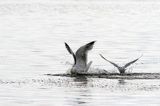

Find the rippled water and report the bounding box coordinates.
[0,0,160,105]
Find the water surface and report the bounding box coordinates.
[0,0,160,105]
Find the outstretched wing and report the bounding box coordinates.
[100,54,120,68]
[84,41,96,51]
[124,55,143,68]
[77,41,96,52]
[65,42,76,65]
[75,41,96,62]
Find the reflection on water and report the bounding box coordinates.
[73,76,88,87]
[72,77,88,106]
[0,77,160,105]
[118,79,126,85]
[66,77,90,106]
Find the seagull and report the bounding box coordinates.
[65,41,96,74]
[100,54,142,74]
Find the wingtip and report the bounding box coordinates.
[91,40,96,44]
[64,42,67,45]
[140,54,143,58]
[99,54,107,61]
[99,54,102,56]
[64,42,69,48]
[137,54,143,60]
[87,41,96,46]
[99,54,103,57]
[100,54,106,58]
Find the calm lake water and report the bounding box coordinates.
[0,0,160,106]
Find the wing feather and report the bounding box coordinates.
[65,42,76,65]
[100,54,120,68]
[124,55,143,68]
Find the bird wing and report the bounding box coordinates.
[100,54,120,68]
[65,42,76,65]
[124,55,143,68]
[76,41,96,53]
[84,41,96,51]
[75,41,96,62]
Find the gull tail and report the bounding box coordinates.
[65,42,76,65]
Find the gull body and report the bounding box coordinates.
[100,54,142,74]
[65,41,95,74]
